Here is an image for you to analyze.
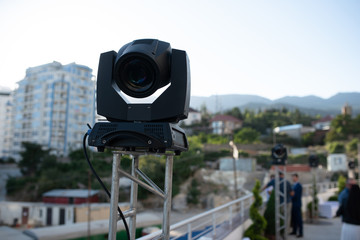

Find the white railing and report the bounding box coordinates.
[302,181,337,196]
[138,181,338,240]
[138,193,253,240]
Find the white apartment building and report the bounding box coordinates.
[0,87,13,159]
[12,61,95,159]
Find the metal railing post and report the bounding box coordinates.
[241,200,244,220]
[109,152,121,240]
[187,223,192,240]
[129,155,139,240]
[212,212,216,237]
[229,205,233,229]
[163,155,174,239]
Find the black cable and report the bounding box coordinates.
[83,130,130,240]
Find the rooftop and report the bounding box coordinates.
[210,114,242,123]
[42,189,99,198]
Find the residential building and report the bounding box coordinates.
[273,124,315,140]
[312,116,333,130]
[341,103,352,116]
[210,115,242,135]
[0,201,129,227]
[219,157,256,172]
[11,61,95,159]
[327,154,348,172]
[0,87,13,159]
[182,107,201,126]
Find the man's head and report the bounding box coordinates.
[270,174,275,180]
[346,178,357,189]
[292,173,299,183]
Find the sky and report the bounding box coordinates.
[0,0,359,100]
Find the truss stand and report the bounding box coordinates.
[310,167,319,223]
[274,166,287,240]
[108,150,174,240]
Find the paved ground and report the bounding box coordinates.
[288,217,342,240]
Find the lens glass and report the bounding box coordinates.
[274,147,285,158]
[122,58,154,93]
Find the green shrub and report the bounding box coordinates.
[244,180,267,240]
[264,190,276,236]
[337,175,346,195]
[328,195,338,201]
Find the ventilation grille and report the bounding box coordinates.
[144,124,164,138]
[95,124,117,139]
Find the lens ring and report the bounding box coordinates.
[115,56,157,98]
[122,58,154,92]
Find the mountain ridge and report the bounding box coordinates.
[190,92,360,116]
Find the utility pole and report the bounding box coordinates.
[229,141,239,199]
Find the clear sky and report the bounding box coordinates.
[0,0,359,100]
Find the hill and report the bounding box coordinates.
[190,92,360,116]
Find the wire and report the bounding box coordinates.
[83,129,130,240]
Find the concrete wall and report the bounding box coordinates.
[0,202,74,227]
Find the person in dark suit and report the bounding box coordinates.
[290,173,303,238]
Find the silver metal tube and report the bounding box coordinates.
[275,166,280,240]
[136,168,165,196]
[129,155,139,240]
[162,155,174,239]
[187,223,192,240]
[109,152,121,240]
[212,212,216,237]
[229,205,233,229]
[118,169,165,199]
[122,209,136,218]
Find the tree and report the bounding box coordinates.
[244,180,267,240]
[187,179,200,205]
[225,107,243,120]
[301,132,315,147]
[234,127,260,144]
[327,142,345,154]
[325,114,353,142]
[346,138,359,157]
[18,142,53,176]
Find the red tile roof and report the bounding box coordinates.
[270,164,311,172]
[210,115,242,123]
[312,115,333,125]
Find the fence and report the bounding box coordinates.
[138,181,338,240]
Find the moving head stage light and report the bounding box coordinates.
[309,155,319,168]
[88,39,190,154]
[271,144,287,165]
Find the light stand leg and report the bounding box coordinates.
[163,155,174,239]
[109,152,121,240]
[275,167,280,240]
[129,155,139,240]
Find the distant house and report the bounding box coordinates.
[342,103,352,116]
[312,116,333,130]
[210,115,242,135]
[327,154,348,172]
[0,201,74,227]
[42,189,99,204]
[273,124,315,140]
[182,107,202,126]
[0,201,129,227]
[219,157,256,172]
